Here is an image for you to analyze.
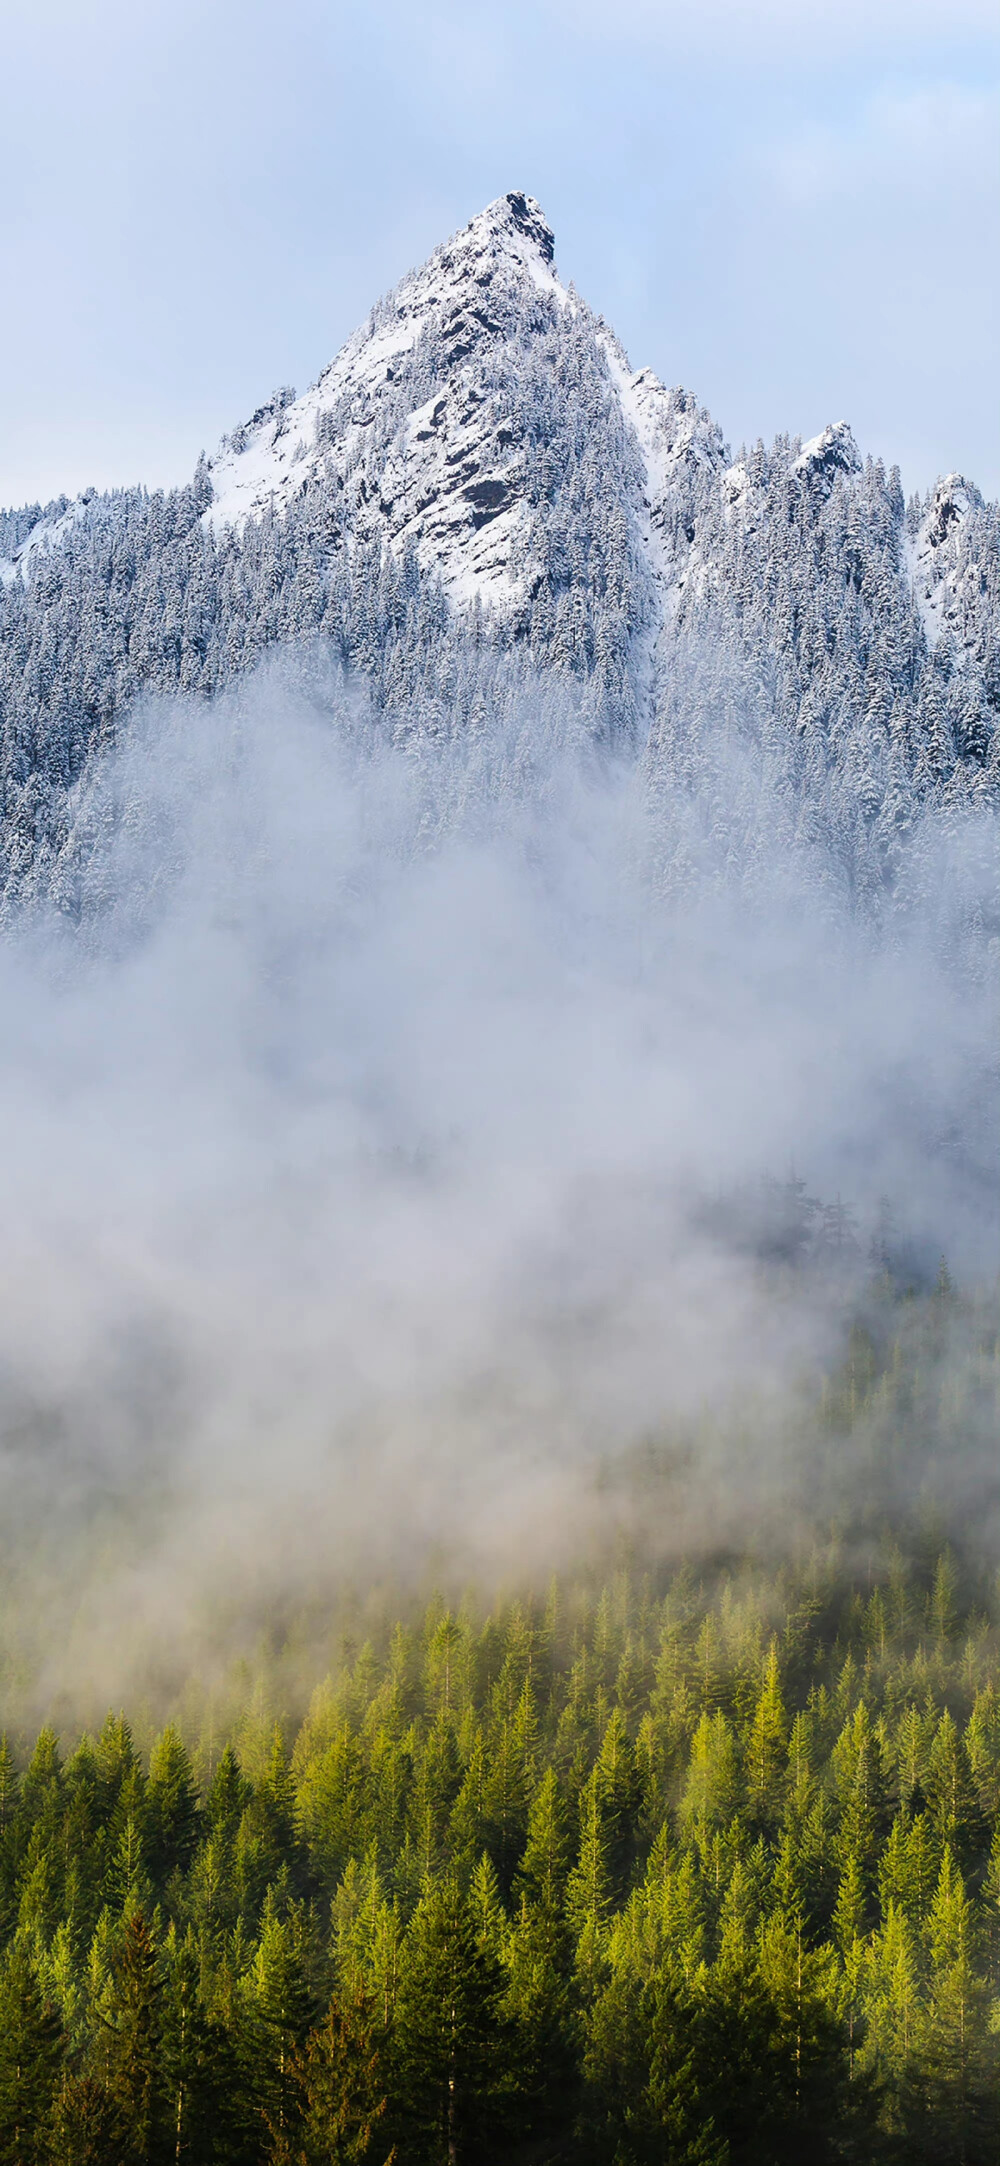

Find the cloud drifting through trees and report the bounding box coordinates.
[0,658,994,1713]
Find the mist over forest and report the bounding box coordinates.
[0,650,992,2165]
[0,653,992,1716]
[0,184,997,2166]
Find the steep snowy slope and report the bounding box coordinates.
[908,474,1000,665]
[0,493,93,589]
[203,192,725,625]
[207,193,564,606]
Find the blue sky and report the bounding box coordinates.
[3,0,997,508]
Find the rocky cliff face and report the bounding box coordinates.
[205,195,566,603]
[203,194,729,617]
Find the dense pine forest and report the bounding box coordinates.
[0,1274,996,2165]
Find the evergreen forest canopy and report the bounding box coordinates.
[0,1273,997,2165]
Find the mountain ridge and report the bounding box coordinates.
[0,192,997,909]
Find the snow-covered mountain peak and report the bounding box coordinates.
[0,491,94,588]
[921,473,982,551]
[720,422,861,526]
[909,472,989,655]
[791,421,861,492]
[201,189,743,639]
[0,193,997,905]
[442,191,556,271]
[203,193,573,591]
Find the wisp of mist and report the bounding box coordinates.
[0,654,995,1713]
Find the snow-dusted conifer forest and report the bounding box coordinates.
[0,193,996,911]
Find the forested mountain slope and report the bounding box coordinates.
[0,193,997,907]
[1,195,999,2166]
[1,1282,999,2165]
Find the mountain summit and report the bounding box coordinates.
[206,193,575,605]
[203,190,729,647]
[0,194,997,902]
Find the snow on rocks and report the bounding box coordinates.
[202,193,729,631]
[0,493,94,587]
[791,421,862,490]
[908,474,986,654]
[204,194,569,610]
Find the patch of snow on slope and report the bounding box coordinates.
[604,355,722,555]
[908,474,983,651]
[601,343,727,646]
[0,495,94,587]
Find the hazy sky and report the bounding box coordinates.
[2,0,997,509]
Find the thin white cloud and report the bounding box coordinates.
[766,83,1000,204]
[553,0,997,57]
